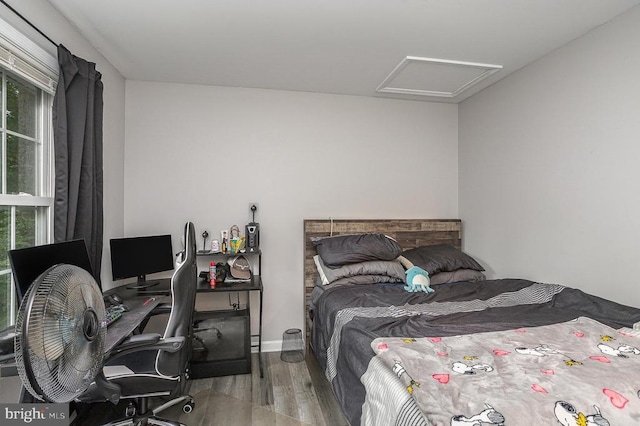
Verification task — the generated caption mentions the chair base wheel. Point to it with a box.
[182,399,195,413]
[125,402,136,417]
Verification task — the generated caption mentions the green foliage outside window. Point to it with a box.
[0,70,47,328]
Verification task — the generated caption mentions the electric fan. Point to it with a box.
[14,264,106,403]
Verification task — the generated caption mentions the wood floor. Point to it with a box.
[80,352,348,425]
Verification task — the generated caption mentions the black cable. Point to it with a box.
[0,0,57,47]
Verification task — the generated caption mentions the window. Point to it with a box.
[0,67,54,328]
[0,16,57,328]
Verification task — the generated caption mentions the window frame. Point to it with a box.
[0,16,57,326]
[0,71,53,324]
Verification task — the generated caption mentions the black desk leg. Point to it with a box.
[259,287,264,378]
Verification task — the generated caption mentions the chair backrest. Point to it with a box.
[156,222,197,376]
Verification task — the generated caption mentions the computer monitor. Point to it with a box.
[8,239,94,303]
[109,234,174,289]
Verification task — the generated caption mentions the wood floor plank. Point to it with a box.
[79,352,347,425]
[289,360,327,426]
[202,390,253,425]
[305,351,349,426]
[188,376,214,396]
[253,352,274,409]
[268,353,294,387]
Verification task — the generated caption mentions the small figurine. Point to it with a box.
[404,266,434,293]
[397,255,434,293]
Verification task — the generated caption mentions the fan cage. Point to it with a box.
[15,264,106,403]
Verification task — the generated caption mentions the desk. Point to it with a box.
[0,294,163,404]
[104,295,165,354]
[125,277,264,378]
[0,296,164,366]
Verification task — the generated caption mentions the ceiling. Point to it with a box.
[46,0,640,103]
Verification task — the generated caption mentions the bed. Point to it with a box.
[303,219,640,426]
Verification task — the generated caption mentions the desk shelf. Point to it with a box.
[192,249,264,379]
[196,249,261,257]
[196,276,262,292]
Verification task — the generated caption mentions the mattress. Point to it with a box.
[310,279,640,425]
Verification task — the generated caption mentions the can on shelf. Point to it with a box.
[209,262,217,288]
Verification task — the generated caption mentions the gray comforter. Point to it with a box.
[310,279,640,425]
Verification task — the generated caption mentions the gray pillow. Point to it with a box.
[326,274,405,287]
[313,255,405,285]
[402,244,484,275]
[430,269,486,285]
[313,233,402,268]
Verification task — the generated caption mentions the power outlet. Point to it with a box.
[249,203,259,223]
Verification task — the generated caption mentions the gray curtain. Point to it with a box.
[53,45,104,281]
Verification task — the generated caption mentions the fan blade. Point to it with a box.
[81,282,95,308]
[62,318,104,374]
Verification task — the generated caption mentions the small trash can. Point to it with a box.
[280,328,304,363]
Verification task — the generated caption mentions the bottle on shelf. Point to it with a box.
[221,238,227,254]
[209,262,217,289]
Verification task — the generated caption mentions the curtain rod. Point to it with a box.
[0,0,57,47]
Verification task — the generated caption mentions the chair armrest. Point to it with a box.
[150,303,172,315]
[107,334,185,360]
[119,333,162,348]
[81,337,186,404]
[133,303,172,334]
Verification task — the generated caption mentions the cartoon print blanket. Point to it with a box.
[372,317,640,425]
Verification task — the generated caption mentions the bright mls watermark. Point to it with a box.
[1,404,68,425]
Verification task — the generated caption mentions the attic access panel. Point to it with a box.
[376,56,502,98]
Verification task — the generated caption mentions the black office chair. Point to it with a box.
[78,222,198,425]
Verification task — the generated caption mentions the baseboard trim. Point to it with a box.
[251,338,282,353]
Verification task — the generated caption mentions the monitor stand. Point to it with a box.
[126,275,160,290]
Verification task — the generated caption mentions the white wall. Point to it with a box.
[0,1,126,288]
[459,7,640,307]
[125,82,458,342]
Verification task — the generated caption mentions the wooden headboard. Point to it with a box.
[303,218,462,345]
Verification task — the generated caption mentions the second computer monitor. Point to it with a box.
[109,234,174,289]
